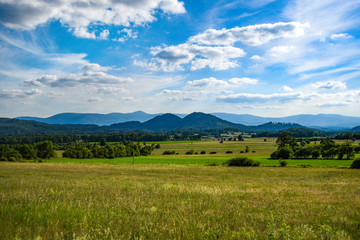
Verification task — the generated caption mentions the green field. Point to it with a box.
[1,162,359,239]
[1,139,359,239]
[49,138,357,168]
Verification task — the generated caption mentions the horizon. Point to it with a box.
[14,110,360,119]
[1,0,360,118]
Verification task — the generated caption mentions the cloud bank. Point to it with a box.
[0,0,186,39]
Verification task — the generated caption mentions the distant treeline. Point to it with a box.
[271,133,360,160]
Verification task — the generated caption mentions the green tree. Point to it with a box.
[36,141,56,159]
[276,133,298,150]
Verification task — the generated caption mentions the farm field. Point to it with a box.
[50,138,358,168]
[0,162,359,239]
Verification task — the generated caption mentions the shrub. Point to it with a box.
[279,160,288,167]
[240,151,244,153]
[200,151,206,154]
[209,152,217,154]
[206,162,219,166]
[350,158,360,169]
[162,150,175,155]
[224,157,260,167]
[226,151,233,154]
[185,150,195,155]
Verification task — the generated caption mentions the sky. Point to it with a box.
[1,0,360,118]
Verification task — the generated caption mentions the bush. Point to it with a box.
[224,157,260,167]
[279,160,288,167]
[185,150,195,155]
[209,152,217,154]
[200,151,206,154]
[240,151,244,153]
[271,146,293,159]
[226,151,233,154]
[350,158,360,169]
[162,150,175,155]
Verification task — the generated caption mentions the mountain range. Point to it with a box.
[17,111,360,130]
[2,112,317,136]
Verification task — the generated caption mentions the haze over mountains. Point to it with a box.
[17,111,360,130]
[3,112,309,135]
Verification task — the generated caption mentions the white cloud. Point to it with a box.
[269,45,296,57]
[0,89,42,98]
[250,55,261,60]
[113,28,138,42]
[137,43,246,71]
[217,92,303,103]
[330,33,353,40]
[188,22,308,46]
[80,63,112,72]
[311,81,347,90]
[24,72,132,88]
[279,85,294,92]
[0,0,186,39]
[185,77,258,89]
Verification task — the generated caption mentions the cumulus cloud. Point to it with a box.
[188,22,308,46]
[279,85,294,92]
[136,44,246,71]
[311,81,346,90]
[217,92,303,103]
[0,89,42,98]
[330,33,353,40]
[80,63,113,72]
[269,45,296,57]
[185,77,258,89]
[0,0,186,39]
[113,28,138,42]
[24,72,132,88]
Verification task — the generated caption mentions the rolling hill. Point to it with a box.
[1,112,319,135]
[16,111,360,129]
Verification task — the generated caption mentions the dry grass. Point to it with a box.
[0,162,359,239]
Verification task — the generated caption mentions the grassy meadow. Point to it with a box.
[1,162,359,239]
[1,138,359,239]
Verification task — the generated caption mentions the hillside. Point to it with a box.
[17,111,160,126]
[0,112,320,135]
[16,111,360,129]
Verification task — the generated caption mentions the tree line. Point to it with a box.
[0,141,56,162]
[271,133,360,160]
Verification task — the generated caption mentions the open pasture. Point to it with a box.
[150,137,277,156]
[1,162,359,239]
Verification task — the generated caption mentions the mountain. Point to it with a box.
[0,118,106,135]
[351,126,360,132]
[212,113,360,129]
[17,111,160,126]
[0,112,330,136]
[17,112,360,129]
[254,122,304,132]
[109,112,248,132]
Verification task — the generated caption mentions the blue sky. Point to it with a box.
[1,0,360,117]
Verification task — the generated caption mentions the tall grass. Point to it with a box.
[1,162,359,239]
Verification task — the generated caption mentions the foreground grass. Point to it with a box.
[0,162,359,239]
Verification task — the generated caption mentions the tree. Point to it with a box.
[276,133,298,150]
[100,138,106,146]
[16,144,37,160]
[338,142,354,160]
[36,141,56,159]
[238,134,244,141]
